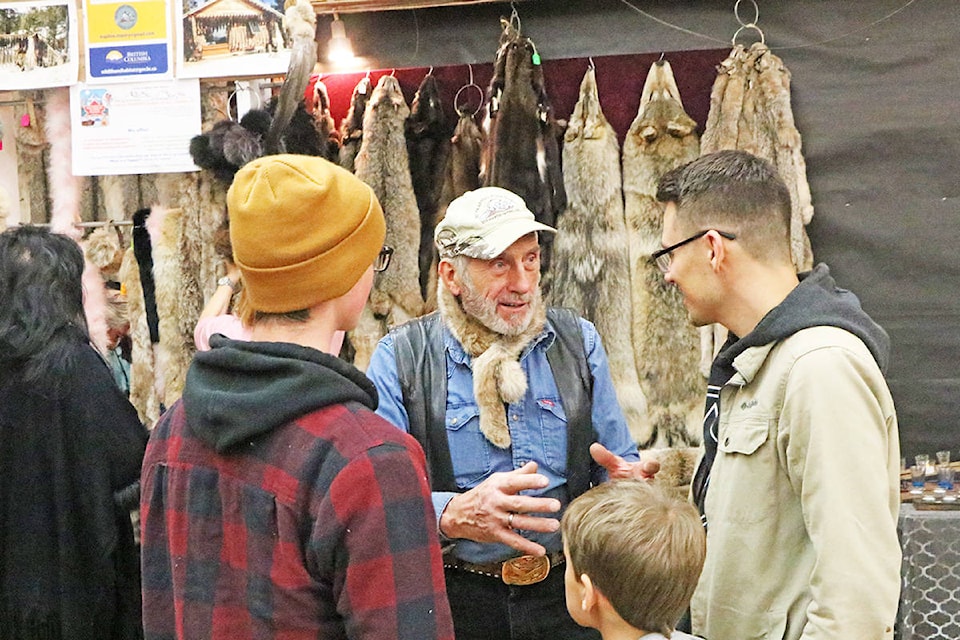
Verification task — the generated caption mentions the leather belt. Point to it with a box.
[443,550,565,585]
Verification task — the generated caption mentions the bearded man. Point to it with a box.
[366,186,659,640]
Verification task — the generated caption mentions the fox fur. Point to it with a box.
[312,79,341,161]
[120,247,162,427]
[352,74,425,370]
[339,76,371,173]
[623,60,703,448]
[547,66,648,441]
[406,73,451,301]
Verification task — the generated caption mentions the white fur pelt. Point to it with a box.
[43,87,80,238]
[351,75,424,370]
[699,43,815,370]
[546,66,647,440]
[622,60,703,449]
[120,247,162,427]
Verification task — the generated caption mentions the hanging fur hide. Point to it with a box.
[351,75,425,370]
[482,19,565,271]
[120,246,162,427]
[622,60,703,448]
[43,87,80,238]
[14,94,46,224]
[546,66,648,440]
[406,73,451,301]
[100,174,141,223]
[311,79,342,161]
[699,42,815,371]
[339,76,372,173]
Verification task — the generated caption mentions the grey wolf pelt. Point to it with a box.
[406,73,451,301]
[623,60,702,449]
[352,74,425,370]
[699,43,815,370]
[120,247,162,427]
[482,19,565,271]
[339,76,371,173]
[546,66,647,439]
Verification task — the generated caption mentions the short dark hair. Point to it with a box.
[562,480,705,636]
[0,226,89,383]
[657,150,792,263]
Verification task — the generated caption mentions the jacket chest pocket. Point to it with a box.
[711,415,777,524]
[536,397,567,474]
[445,403,493,487]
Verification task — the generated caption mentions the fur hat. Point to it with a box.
[227,154,385,314]
[435,187,555,260]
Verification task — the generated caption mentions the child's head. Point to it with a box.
[561,479,705,636]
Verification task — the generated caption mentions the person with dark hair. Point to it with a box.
[0,226,148,640]
[655,150,900,639]
[140,155,454,640]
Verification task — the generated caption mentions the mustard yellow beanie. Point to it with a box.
[227,154,385,313]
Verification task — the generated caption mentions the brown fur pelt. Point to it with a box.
[14,92,47,224]
[406,73,451,301]
[339,76,371,173]
[351,74,425,370]
[120,247,162,427]
[84,226,125,280]
[699,43,815,370]
[482,19,565,271]
[426,111,485,312]
[644,446,702,501]
[623,60,703,448]
[312,79,341,161]
[546,66,647,439]
[101,174,141,223]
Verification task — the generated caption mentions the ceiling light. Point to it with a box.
[327,13,355,65]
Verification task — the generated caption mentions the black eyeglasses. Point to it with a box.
[650,230,736,274]
[373,245,394,273]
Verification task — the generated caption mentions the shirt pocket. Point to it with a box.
[536,397,568,474]
[712,415,776,524]
[445,402,492,487]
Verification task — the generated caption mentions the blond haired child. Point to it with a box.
[561,479,705,640]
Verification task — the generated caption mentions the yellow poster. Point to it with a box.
[86,0,167,44]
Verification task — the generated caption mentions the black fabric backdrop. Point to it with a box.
[314,0,958,458]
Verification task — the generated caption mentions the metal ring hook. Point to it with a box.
[732,22,765,46]
[734,0,760,28]
[509,4,521,33]
[454,81,483,118]
[467,63,474,87]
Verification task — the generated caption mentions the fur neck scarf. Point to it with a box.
[437,281,546,448]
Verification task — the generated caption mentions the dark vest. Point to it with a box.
[391,308,598,499]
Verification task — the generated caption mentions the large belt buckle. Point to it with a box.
[501,554,551,586]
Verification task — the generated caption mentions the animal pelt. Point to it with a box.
[14,93,46,224]
[339,76,372,173]
[43,87,80,238]
[482,18,566,270]
[0,185,9,227]
[119,247,162,427]
[426,111,484,311]
[546,66,647,440]
[698,42,815,371]
[189,100,322,183]
[132,207,161,343]
[406,73,451,301]
[82,256,109,353]
[644,446,702,501]
[351,74,424,370]
[623,60,703,448]
[84,226,125,280]
[265,0,317,155]
[311,79,342,161]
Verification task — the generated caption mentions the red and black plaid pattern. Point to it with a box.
[141,400,454,640]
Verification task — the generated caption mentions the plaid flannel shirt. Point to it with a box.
[141,399,454,640]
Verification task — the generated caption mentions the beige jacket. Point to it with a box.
[691,326,901,640]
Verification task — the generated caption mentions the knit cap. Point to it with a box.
[227,154,385,313]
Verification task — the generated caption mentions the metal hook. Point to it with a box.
[509,3,521,33]
[454,63,482,117]
[467,63,474,86]
[588,56,595,70]
[731,22,765,46]
[733,0,760,28]
[427,65,434,77]
[659,51,665,62]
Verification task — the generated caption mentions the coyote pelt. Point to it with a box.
[339,76,371,173]
[623,60,702,449]
[644,446,702,501]
[547,66,647,439]
[352,74,424,370]
[120,247,161,427]
[699,43,815,370]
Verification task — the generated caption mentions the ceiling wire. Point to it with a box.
[614,0,919,51]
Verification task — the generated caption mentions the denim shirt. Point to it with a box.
[366,314,639,563]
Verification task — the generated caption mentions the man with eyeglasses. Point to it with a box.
[365,186,660,640]
[140,155,454,640]
[655,150,900,640]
